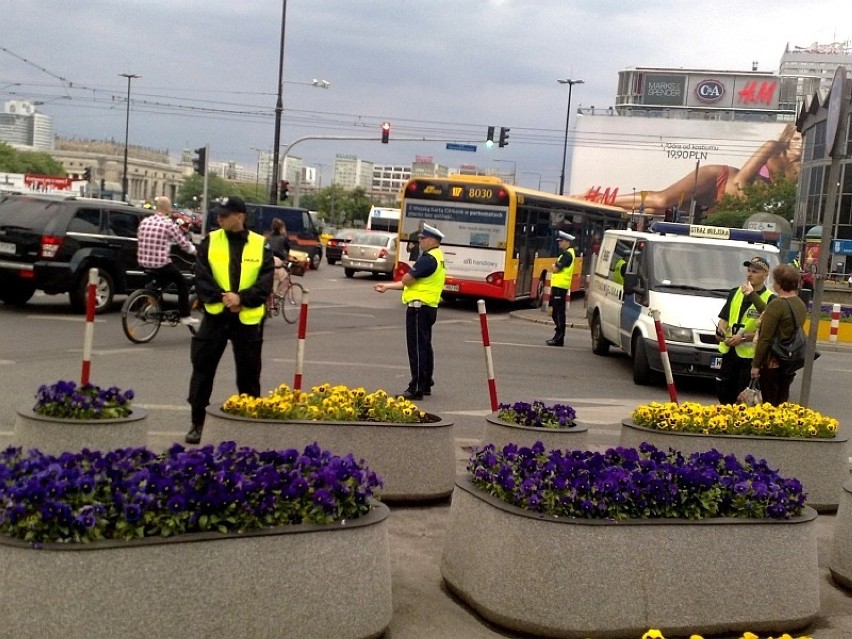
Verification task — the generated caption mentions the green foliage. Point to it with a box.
[0,142,66,175]
[303,185,374,226]
[704,175,798,227]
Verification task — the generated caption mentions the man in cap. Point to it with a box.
[715,255,775,404]
[136,195,198,326]
[547,230,576,346]
[185,196,274,444]
[375,222,446,400]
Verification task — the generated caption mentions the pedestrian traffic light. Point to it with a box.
[486,126,495,148]
[279,180,289,201]
[381,121,390,144]
[83,167,92,181]
[192,147,206,176]
[498,127,510,148]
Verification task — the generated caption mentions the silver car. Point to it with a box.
[341,231,397,278]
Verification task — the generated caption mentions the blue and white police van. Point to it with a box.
[586,222,780,385]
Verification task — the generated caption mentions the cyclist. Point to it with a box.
[266,217,291,297]
[137,196,199,327]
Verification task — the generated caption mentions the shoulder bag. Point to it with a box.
[769,299,807,372]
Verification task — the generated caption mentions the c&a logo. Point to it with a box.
[695,79,725,103]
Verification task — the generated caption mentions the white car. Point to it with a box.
[341,231,397,278]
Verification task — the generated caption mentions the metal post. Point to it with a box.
[558,78,583,195]
[270,0,288,205]
[119,73,139,203]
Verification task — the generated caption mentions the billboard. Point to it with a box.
[567,117,800,215]
[642,74,687,106]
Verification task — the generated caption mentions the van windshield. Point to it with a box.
[647,243,776,296]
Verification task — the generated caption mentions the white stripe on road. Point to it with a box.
[68,348,154,355]
[30,316,107,323]
[269,358,409,370]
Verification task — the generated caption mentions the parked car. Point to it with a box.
[341,231,397,278]
[0,193,193,313]
[325,227,361,265]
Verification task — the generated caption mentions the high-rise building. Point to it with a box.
[0,100,53,150]
[333,154,373,190]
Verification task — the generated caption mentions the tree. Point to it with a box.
[704,175,798,227]
[0,142,66,175]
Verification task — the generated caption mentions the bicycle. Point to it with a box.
[266,260,305,324]
[121,267,201,344]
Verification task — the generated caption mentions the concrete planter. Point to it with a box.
[13,407,148,455]
[441,476,819,639]
[0,502,392,639]
[204,407,455,501]
[620,419,849,512]
[483,413,589,450]
[830,480,852,590]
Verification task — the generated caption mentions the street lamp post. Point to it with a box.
[522,172,542,190]
[557,78,584,196]
[270,0,288,205]
[119,73,139,202]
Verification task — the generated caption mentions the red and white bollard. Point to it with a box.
[293,289,310,391]
[649,308,678,404]
[830,303,841,343]
[477,299,499,412]
[540,272,552,313]
[80,267,98,385]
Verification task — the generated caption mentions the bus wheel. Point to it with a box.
[590,313,610,356]
[533,276,545,308]
[632,334,653,385]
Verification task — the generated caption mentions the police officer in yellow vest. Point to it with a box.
[715,256,775,404]
[375,223,446,400]
[547,230,576,346]
[185,196,274,444]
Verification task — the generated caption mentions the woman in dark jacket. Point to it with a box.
[267,218,291,296]
[751,263,808,405]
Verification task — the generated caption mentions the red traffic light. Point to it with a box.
[381,121,391,144]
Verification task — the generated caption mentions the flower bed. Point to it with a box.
[483,400,588,450]
[206,383,455,501]
[622,402,848,511]
[441,443,819,638]
[0,443,392,639]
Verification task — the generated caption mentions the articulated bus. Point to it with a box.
[395,175,629,302]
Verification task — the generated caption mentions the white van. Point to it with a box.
[586,222,780,385]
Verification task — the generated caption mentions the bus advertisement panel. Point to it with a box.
[397,176,628,302]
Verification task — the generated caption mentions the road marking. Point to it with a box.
[0,360,13,365]
[30,316,107,323]
[68,348,153,355]
[269,358,409,370]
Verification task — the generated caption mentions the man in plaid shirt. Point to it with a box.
[137,196,198,326]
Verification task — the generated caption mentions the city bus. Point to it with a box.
[396,175,629,302]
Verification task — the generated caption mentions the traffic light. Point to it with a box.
[279,180,290,201]
[485,126,495,148]
[83,167,92,181]
[192,147,206,176]
[381,121,390,144]
[498,127,510,148]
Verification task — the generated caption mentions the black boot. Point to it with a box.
[185,424,203,445]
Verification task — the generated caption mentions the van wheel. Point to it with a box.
[70,268,114,314]
[632,335,653,385]
[590,313,610,355]
[311,250,321,270]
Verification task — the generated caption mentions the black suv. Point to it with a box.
[0,194,185,313]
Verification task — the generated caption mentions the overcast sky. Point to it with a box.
[2,0,849,189]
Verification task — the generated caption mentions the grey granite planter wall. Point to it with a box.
[13,407,148,455]
[441,477,819,639]
[204,407,455,500]
[482,413,589,451]
[0,502,392,639]
[830,480,852,590]
[621,419,849,512]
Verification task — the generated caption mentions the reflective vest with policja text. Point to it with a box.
[204,229,266,325]
[551,247,575,290]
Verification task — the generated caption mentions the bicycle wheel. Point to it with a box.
[281,282,304,324]
[121,290,162,343]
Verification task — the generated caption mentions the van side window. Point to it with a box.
[610,239,634,284]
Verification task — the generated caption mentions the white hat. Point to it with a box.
[421,223,444,240]
[558,230,575,241]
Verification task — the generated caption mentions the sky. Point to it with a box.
[2,0,849,190]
